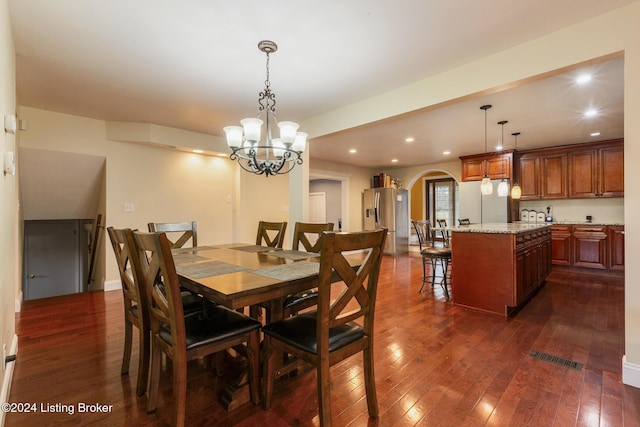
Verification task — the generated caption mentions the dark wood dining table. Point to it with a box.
[171,242,364,410]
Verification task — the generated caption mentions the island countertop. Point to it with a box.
[446,222,551,234]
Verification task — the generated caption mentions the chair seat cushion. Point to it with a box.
[421,247,451,258]
[262,312,363,354]
[181,291,207,315]
[159,305,261,350]
[283,290,318,310]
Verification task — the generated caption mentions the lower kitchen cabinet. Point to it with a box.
[609,225,625,270]
[551,224,623,271]
[452,226,551,316]
[551,225,572,265]
[573,225,607,269]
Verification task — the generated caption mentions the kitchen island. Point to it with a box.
[449,222,552,316]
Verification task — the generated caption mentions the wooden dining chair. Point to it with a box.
[132,231,261,427]
[256,220,287,248]
[282,222,334,316]
[148,221,197,248]
[411,220,451,297]
[262,228,387,427]
[107,227,150,397]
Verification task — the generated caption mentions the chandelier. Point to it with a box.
[224,40,307,176]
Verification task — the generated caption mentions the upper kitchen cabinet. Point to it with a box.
[518,151,567,200]
[568,140,623,198]
[516,139,623,200]
[460,151,513,182]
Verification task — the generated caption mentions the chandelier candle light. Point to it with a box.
[497,120,510,197]
[224,40,307,176]
[480,105,493,195]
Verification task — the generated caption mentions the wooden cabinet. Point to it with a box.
[452,226,551,316]
[551,225,572,265]
[551,224,624,271]
[572,225,608,269]
[518,152,567,200]
[460,151,513,182]
[567,140,623,198]
[608,225,625,270]
[517,139,622,200]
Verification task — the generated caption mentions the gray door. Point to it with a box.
[24,220,83,300]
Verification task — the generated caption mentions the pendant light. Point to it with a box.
[497,120,510,197]
[480,105,493,195]
[510,132,522,199]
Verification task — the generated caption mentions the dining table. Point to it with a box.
[171,242,365,411]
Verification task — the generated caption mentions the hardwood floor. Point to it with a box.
[6,253,640,426]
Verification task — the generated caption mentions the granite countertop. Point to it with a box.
[446,222,551,234]
[546,220,625,226]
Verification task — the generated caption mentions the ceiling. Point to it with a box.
[7,1,630,169]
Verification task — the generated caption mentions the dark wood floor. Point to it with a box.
[7,253,640,426]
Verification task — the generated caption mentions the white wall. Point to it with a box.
[0,0,19,416]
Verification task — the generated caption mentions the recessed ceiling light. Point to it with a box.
[405,137,414,143]
[193,149,204,154]
[349,149,357,153]
[584,109,598,118]
[391,159,398,163]
[590,132,601,137]
[443,151,451,155]
[576,74,592,84]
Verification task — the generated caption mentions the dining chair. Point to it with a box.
[256,220,287,248]
[262,228,387,427]
[107,227,150,397]
[132,231,261,427]
[148,221,203,307]
[261,222,334,323]
[458,218,471,225]
[148,221,197,248]
[411,220,452,298]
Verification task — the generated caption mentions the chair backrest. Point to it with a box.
[147,221,197,248]
[107,227,149,323]
[256,221,287,248]
[132,231,186,355]
[316,229,387,342]
[291,222,334,253]
[436,219,448,228]
[458,218,471,225]
[411,220,433,250]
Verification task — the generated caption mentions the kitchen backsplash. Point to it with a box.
[519,197,624,224]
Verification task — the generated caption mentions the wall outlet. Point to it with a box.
[123,203,134,212]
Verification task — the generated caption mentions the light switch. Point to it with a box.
[123,203,134,212]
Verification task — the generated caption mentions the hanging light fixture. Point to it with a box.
[510,132,522,199]
[497,120,510,197]
[224,40,307,176]
[480,105,493,195]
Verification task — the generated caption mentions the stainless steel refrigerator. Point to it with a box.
[363,188,409,255]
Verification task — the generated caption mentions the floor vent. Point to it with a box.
[530,350,583,370]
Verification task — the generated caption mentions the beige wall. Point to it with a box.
[0,0,18,411]
[16,106,294,284]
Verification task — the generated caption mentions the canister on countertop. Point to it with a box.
[536,211,545,222]
[528,211,537,222]
[521,209,529,222]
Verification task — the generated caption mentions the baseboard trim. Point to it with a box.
[103,280,122,292]
[622,355,640,389]
[1,334,19,426]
